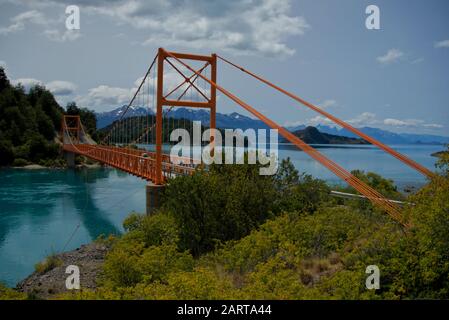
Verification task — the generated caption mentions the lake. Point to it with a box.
[0,144,442,287]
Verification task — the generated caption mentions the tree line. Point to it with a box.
[0,67,96,167]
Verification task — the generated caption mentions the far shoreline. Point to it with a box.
[2,163,104,170]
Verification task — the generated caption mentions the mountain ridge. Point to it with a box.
[96,106,448,145]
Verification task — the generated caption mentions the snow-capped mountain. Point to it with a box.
[96,105,152,129]
[96,106,448,145]
[168,109,269,130]
[288,124,448,145]
[96,106,268,130]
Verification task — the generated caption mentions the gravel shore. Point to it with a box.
[16,242,110,299]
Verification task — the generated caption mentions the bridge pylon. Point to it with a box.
[61,115,81,168]
[155,48,217,184]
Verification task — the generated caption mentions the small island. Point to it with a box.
[289,126,369,145]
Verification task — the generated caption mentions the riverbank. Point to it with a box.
[16,242,110,299]
[0,144,440,289]
[8,162,103,170]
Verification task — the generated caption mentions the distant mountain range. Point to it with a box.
[96,105,268,130]
[96,105,149,129]
[164,108,270,131]
[96,106,448,145]
[288,124,448,145]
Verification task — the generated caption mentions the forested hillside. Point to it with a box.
[0,67,96,167]
[99,115,218,145]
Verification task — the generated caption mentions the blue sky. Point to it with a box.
[0,0,448,135]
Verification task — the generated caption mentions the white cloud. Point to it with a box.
[435,39,449,48]
[377,49,404,64]
[11,78,43,91]
[0,10,48,35]
[317,99,337,109]
[383,118,422,127]
[423,123,444,128]
[383,118,443,129]
[346,112,378,126]
[410,57,424,64]
[11,77,78,98]
[343,113,443,130]
[4,0,307,54]
[299,113,444,133]
[283,120,303,128]
[0,60,6,68]
[0,8,80,42]
[43,29,81,42]
[75,65,215,112]
[46,80,77,95]
[76,85,134,111]
[23,0,308,57]
[306,115,334,126]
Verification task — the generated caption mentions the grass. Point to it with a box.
[34,254,63,274]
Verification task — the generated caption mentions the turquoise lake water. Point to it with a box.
[0,144,443,287]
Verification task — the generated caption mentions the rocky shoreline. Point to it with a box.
[16,242,110,299]
[10,163,103,170]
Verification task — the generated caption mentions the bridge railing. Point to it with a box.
[63,143,198,182]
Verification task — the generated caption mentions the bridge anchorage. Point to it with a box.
[62,48,433,227]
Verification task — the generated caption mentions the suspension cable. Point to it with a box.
[101,53,158,145]
[216,54,433,179]
[130,62,209,145]
[162,48,407,227]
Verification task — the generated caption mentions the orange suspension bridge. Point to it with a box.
[62,48,434,226]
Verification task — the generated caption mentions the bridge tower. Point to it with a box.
[154,48,217,184]
[61,115,81,168]
[147,49,217,214]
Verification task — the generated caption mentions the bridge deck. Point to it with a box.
[63,144,197,183]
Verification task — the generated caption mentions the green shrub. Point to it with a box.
[129,267,235,300]
[13,144,30,160]
[57,159,449,300]
[405,174,449,298]
[34,254,63,274]
[102,241,144,288]
[139,213,180,247]
[12,158,28,167]
[0,283,27,300]
[123,212,180,247]
[102,242,194,288]
[162,161,278,256]
[0,138,14,165]
[122,212,142,232]
[138,245,194,284]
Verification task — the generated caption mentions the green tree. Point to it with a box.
[435,144,449,176]
[35,107,55,140]
[66,102,98,140]
[0,67,10,92]
[162,162,278,256]
[29,85,64,131]
[275,158,330,214]
[0,137,14,165]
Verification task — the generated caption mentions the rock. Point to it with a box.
[16,242,110,299]
[15,164,46,169]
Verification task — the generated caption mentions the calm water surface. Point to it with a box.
[0,144,442,286]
